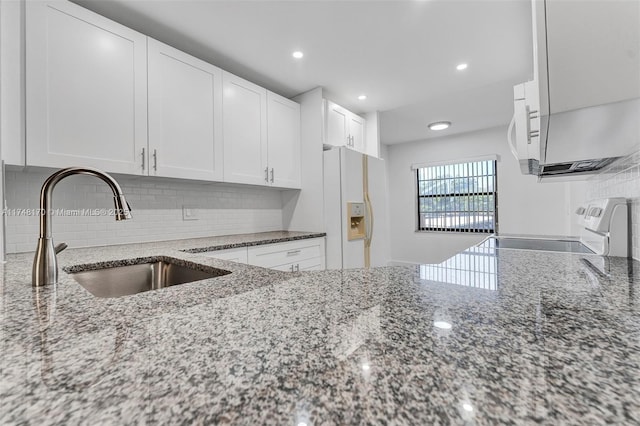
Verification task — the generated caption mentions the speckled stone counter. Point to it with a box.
[1,233,639,425]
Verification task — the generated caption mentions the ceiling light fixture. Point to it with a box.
[358,94,367,100]
[292,51,304,59]
[428,121,451,131]
[456,63,468,71]
[434,320,453,330]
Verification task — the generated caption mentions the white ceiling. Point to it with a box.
[73,0,533,145]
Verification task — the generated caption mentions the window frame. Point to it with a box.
[415,159,498,234]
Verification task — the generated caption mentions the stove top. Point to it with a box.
[483,237,595,254]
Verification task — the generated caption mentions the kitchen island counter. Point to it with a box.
[1,233,639,424]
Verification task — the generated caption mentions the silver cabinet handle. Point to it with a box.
[524,105,533,144]
[152,149,157,171]
[141,147,145,171]
[264,167,269,182]
[270,168,274,183]
[287,249,301,256]
[289,264,294,272]
[295,264,300,272]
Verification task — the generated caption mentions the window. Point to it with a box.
[416,159,497,233]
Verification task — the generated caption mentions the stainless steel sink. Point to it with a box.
[67,257,231,298]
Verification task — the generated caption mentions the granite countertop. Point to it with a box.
[1,231,639,424]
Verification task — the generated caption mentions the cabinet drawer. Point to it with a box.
[200,247,248,264]
[247,238,325,268]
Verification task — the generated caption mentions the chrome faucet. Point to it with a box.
[32,167,132,287]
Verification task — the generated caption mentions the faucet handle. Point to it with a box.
[54,243,68,254]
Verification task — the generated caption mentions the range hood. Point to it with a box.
[508,0,640,179]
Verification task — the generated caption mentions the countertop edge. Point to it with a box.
[181,232,327,253]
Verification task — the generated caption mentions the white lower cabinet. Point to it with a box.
[271,257,326,272]
[200,247,248,264]
[201,238,325,271]
[248,238,325,270]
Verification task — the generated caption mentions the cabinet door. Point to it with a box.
[325,100,349,148]
[297,257,326,271]
[348,113,366,153]
[26,1,147,175]
[222,72,268,185]
[267,92,301,189]
[148,39,223,181]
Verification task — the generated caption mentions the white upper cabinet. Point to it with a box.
[267,92,301,189]
[324,100,368,155]
[148,39,223,181]
[348,113,365,153]
[26,1,147,175]
[325,101,350,148]
[222,71,269,186]
[223,73,300,189]
[24,1,301,188]
[543,0,640,114]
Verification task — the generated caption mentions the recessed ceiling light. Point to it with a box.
[358,94,367,100]
[292,51,304,59]
[434,320,452,329]
[428,121,451,131]
[462,403,473,412]
[456,63,468,71]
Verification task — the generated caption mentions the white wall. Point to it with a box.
[373,144,391,265]
[4,169,284,253]
[282,88,325,232]
[586,149,640,260]
[386,125,584,264]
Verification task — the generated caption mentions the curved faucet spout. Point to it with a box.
[33,167,133,287]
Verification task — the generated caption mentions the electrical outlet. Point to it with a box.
[182,206,198,221]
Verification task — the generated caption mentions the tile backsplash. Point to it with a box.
[586,150,640,260]
[4,169,284,253]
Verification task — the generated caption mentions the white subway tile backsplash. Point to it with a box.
[586,150,640,260]
[4,170,285,253]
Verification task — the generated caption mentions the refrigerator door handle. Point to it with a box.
[364,195,374,245]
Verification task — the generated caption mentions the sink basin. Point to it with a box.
[67,257,231,298]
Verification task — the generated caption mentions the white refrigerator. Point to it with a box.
[323,146,389,269]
